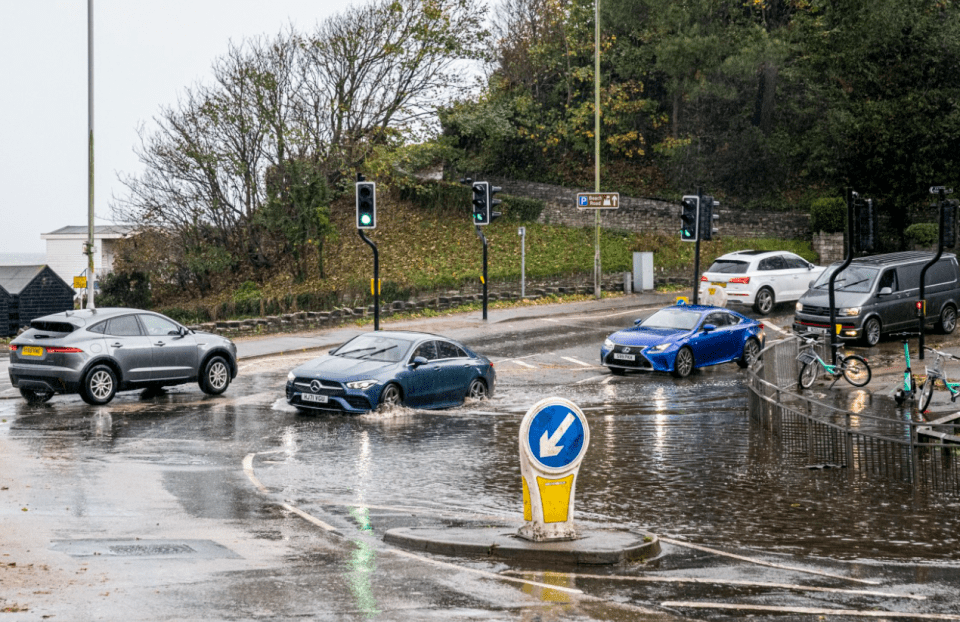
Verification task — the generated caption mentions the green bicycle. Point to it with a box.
[918,346,960,412]
[797,333,872,389]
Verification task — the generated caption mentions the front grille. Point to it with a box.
[292,378,345,395]
[801,305,831,317]
[607,345,653,369]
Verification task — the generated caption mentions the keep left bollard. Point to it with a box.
[517,397,590,542]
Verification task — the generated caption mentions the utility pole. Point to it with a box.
[86,0,96,309]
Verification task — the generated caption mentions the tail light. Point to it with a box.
[759,323,764,330]
[45,347,83,354]
[729,276,751,284]
[8,345,16,351]
[700,276,708,281]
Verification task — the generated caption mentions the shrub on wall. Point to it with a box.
[810,197,845,233]
[905,223,938,248]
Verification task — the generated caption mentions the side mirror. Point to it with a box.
[879,287,893,296]
[411,356,428,368]
[809,280,815,289]
[702,324,717,332]
[634,318,643,326]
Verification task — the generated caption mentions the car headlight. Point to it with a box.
[287,371,296,382]
[646,343,670,353]
[795,302,803,312]
[603,338,615,349]
[346,379,379,390]
[839,307,861,317]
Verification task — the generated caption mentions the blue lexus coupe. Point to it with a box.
[601,302,763,377]
[286,330,495,413]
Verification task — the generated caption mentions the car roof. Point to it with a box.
[363,330,455,341]
[832,251,957,267]
[32,307,154,327]
[714,250,792,260]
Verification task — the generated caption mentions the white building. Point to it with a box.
[41,225,139,287]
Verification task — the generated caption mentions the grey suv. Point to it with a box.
[793,252,960,346]
[9,308,237,405]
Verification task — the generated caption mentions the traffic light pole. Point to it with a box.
[475,225,488,321]
[692,187,703,305]
[358,229,380,331]
[918,188,947,360]
[828,188,856,363]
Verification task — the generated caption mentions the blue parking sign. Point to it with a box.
[526,403,587,469]
[578,195,588,207]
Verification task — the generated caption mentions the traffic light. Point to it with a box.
[680,195,699,242]
[942,199,957,249]
[853,196,876,253]
[356,181,376,229]
[471,181,488,224]
[489,184,502,224]
[700,195,719,241]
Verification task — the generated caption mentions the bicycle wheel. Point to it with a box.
[918,378,936,412]
[841,355,872,387]
[798,362,819,389]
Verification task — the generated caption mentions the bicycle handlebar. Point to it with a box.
[889,331,921,338]
[923,346,960,360]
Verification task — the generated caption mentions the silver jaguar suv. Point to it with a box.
[8,307,237,405]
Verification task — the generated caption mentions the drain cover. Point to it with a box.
[51,539,240,559]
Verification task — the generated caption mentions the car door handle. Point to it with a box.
[110,343,123,348]
[154,342,165,346]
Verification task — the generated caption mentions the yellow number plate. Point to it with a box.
[21,346,43,357]
[711,281,727,287]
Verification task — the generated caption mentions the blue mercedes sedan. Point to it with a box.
[286,330,495,413]
[600,302,763,378]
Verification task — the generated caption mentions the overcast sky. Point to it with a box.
[0,0,349,254]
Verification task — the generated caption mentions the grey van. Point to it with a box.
[792,252,960,346]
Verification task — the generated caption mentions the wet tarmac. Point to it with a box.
[3,300,960,620]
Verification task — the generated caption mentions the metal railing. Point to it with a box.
[748,335,960,492]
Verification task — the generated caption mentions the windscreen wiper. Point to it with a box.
[336,346,377,357]
[358,345,398,359]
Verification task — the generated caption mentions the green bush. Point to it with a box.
[905,223,938,247]
[97,271,152,309]
[810,197,845,233]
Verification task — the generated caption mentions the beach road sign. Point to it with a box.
[525,401,588,470]
[930,186,954,195]
[577,192,619,209]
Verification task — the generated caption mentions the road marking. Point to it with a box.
[506,572,923,600]
[763,322,789,336]
[280,502,340,534]
[661,603,955,619]
[561,356,592,367]
[242,453,270,493]
[601,376,615,384]
[390,549,583,595]
[575,375,606,384]
[660,537,880,584]
[513,360,536,368]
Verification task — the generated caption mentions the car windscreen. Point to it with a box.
[641,308,701,330]
[705,259,749,274]
[331,334,412,362]
[812,265,879,293]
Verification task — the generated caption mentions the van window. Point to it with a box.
[759,256,787,270]
[927,259,958,286]
[812,265,878,293]
[878,269,898,292]
[898,263,923,290]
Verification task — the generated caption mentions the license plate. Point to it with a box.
[613,353,636,361]
[711,281,726,287]
[301,393,329,404]
[808,326,828,335]
[21,346,43,357]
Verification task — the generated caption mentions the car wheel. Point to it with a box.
[609,367,626,376]
[19,387,53,404]
[862,317,881,347]
[379,383,403,408]
[753,287,775,315]
[671,347,695,378]
[467,378,488,400]
[199,356,231,395]
[737,338,761,368]
[81,365,117,405]
[939,305,957,334]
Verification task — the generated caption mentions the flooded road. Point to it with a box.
[3,301,960,620]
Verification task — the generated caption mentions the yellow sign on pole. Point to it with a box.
[73,276,87,289]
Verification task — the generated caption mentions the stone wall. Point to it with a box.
[812,231,845,265]
[487,177,812,240]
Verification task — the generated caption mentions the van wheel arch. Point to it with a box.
[939,304,957,334]
[862,316,882,347]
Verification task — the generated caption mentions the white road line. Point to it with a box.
[513,360,536,368]
[509,572,923,600]
[601,376,615,384]
[661,603,956,619]
[280,503,340,534]
[763,322,788,336]
[659,537,880,585]
[575,375,606,384]
[561,356,592,367]
[242,453,269,493]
